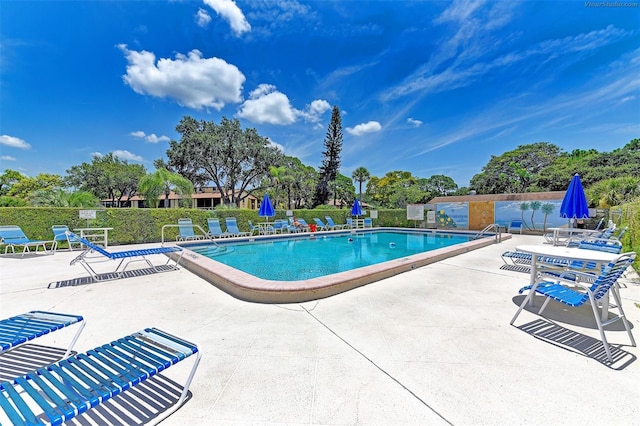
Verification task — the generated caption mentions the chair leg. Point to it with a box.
[537,296,552,315]
[587,293,613,363]
[510,289,537,325]
[609,285,636,347]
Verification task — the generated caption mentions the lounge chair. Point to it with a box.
[511,252,637,363]
[51,225,82,251]
[68,232,184,282]
[225,217,250,237]
[325,216,348,230]
[0,311,85,359]
[0,225,52,256]
[313,218,329,231]
[177,218,206,241]
[272,219,288,233]
[0,327,201,425]
[364,218,373,228]
[297,218,311,231]
[248,220,261,236]
[207,218,232,239]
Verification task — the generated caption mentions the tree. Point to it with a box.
[586,177,640,207]
[334,174,357,208]
[7,173,65,199]
[313,105,343,207]
[425,174,458,197]
[470,142,561,194]
[29,189,100,207]
[351,167,370,202]
[269,165,287,209]
[164,116,282,206]
[139,168,194,208]
[66,153,146,206]
[0,169,24,196]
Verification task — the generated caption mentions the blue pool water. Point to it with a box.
[188,231,471,281]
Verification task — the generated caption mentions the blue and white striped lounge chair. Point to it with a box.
[67,232,184,282]
[177,218,206,241]
[0,327,201,425]
[225,217,250,237]
[0,311,85,359]
[51,225,82,252]
[325,216,348,230]
[0,226,52,256]
[207,218,232,239]
[511,252,637,363]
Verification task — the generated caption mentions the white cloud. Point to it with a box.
[407,118,423,127]
[298,99,331,122]
[113,150,144,162]
[346,121,382,136]
[1,155,16,161]
[203,0,251,36]
[130,130,170,143]
[195,8,212,27]
[118,44,245,110]
[0,135,31,149]
[237,84,297,125]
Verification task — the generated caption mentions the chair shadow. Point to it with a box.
[0,344,69,381]
[48,265,178,288]
[512,296,636,370]
[64,374,191,425]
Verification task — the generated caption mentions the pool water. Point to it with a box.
[188,231,471,281]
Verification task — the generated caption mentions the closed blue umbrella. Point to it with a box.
[258,194,275,222]
[351,198,362,217]
[560,173,589,227]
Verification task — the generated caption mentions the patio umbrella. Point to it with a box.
[559,173,589,227]
[351,198,362,217]
[258,193,275,224]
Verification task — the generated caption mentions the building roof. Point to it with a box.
[428,191,566,204]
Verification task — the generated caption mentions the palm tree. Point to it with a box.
[352,167,370,202]
[529,201,541,231]
[540,203,555,232]
[269,165,287,209]
[138,168,194,208]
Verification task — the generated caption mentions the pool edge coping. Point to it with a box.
[172,228,511,304]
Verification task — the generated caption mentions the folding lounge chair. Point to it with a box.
[0,327,201,426]
[177,218,206,241]
[206,218,232,239]
[51,225,82,251]
[325,216,348,230]
[67,232,184,282]
[511,252,637,363]
[0,226,52,256]
[0,311,85,360]
[313,218,329,231]
[225,217,250,237]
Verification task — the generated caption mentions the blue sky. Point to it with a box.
[1,0,639,188]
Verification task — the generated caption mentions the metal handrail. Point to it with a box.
[473,223,503,243]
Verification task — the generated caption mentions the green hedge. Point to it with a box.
[0,207,415,247]
[619,201,640,271]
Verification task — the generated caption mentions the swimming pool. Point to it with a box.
[189,231,471,281]
[175,228,503,303]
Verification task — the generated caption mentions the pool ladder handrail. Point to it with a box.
[472,223,503,243]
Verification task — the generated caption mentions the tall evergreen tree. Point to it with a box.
[313,105,343,207]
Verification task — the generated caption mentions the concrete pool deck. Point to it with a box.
[1,234,639,425]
